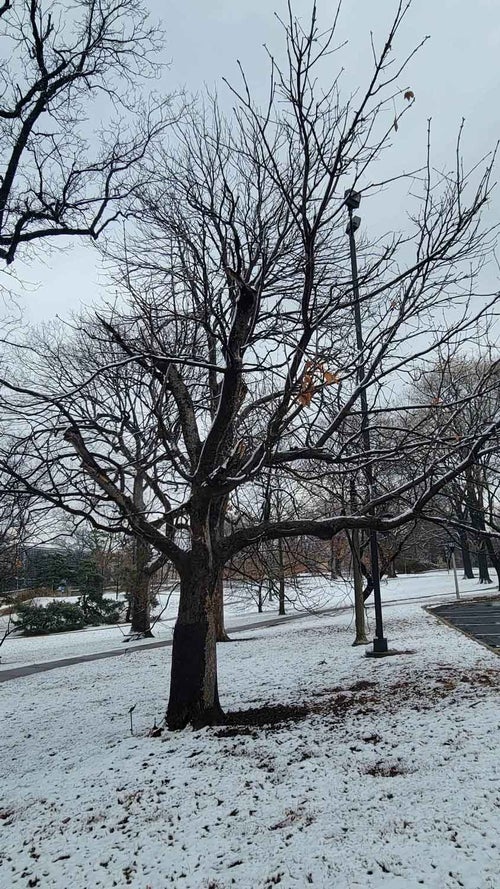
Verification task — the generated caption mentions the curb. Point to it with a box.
[425,596,500,658]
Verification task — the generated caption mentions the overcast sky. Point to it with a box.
[8,0,500,324]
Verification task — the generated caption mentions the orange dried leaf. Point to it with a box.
[323,371,340,385]
[297,389,314,407]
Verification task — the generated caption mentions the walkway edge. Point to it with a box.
[0,607,350,682]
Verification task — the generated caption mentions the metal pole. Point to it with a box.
[451,547,460,600]
[346,194,388,655]
[350,478,368,646]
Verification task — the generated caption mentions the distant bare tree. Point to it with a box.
[0,319,178,635]
[407,355,500,584]
[229,469,326,616]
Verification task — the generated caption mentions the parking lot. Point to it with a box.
[433,598,500,651]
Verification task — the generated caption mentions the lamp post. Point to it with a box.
[345,189,388,656]
[446,544,460,600]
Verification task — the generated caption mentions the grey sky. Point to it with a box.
[8,0,500,324]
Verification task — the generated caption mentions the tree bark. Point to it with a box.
[126,469,154,636]
[350,529,368,645]
[484,538,500,591]
[386,558,397,578]
[466,475,491,583]
[329,537,337,579]
[477,545,491,584]
[167,567,224,730]
[213,571,230,641]
[128,539,153,637]
[278,538,286,615]
[459,528,474,579]
[167,506,225,730]
[257,577,264,613]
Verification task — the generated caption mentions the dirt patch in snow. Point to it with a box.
[216,665,500,735]
[364,760,412,777]
[217,702,311,734]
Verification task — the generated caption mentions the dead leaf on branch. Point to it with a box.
[297,387,314,407]
[323,370,340,385]
[296,362,340,406]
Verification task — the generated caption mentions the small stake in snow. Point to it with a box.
[128,704,137,736]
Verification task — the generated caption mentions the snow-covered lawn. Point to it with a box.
[1,589,499,888]
[0,571,495,669]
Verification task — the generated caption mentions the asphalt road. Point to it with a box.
[433,599,500,651]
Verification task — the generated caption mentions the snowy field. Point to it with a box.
[1,576,500,888]
[0,570,496,669]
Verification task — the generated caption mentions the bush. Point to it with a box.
[15,601,87,635]
[78,589,122,626]
[14,589,123,635]
[395,557,436,574]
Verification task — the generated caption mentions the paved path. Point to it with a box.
[2,585,497,683]
[0,607,350,683]
[432,598,500,652]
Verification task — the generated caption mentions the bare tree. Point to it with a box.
[0,0,171,266]
[407,355,500,583]
[228,469,327,616]
[0,319,179,636]
[0,0,175,619]
[0,472,31,594]
[2,2,500,730]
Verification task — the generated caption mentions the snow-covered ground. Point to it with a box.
[1,579,499,888]
[0,570,496,669]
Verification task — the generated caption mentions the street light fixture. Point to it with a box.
[344,189,389,656]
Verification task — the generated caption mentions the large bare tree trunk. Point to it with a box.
[213,571,230,642]
[167,566,224,730]
[278,538,286,616]
[484,538,500,591]
[466,475,491,583]
[349,480,368,645]
[128,539,153,637]
[329,538,337,579]
[127,470,154,637]
[167,508,224,729]
[350,529,368,645]
[477,544,492,584]
[459,528,474,579]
